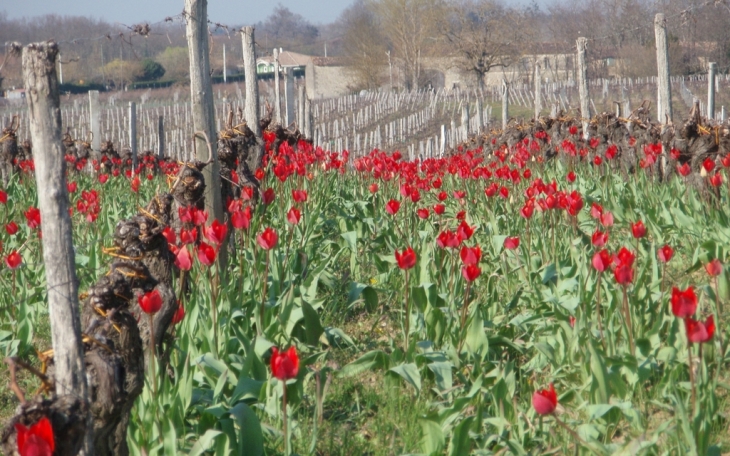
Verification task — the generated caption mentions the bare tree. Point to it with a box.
[369,0,444,91]
[440,0,515,89]
[339,1,388,90]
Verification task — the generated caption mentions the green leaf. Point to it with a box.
[588,341,611,404]
[427,361,453,392]
[229,402,264,456]
[420,419,445,455]
[301,300,325,345]
[448,416,474,456]
[341,231,357,252]
[465,316,489,360]
[339,350,389,377]
[586,404,616,420]
[388,363,422,393]
[188,430,223,456]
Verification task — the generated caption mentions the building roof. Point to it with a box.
[257,50,312,67]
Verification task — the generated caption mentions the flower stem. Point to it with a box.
[404,269,410,353]
[714,276,725,359]
[688,340,696,417]
[595,272,605,351]
[622,286,635,357]
[149,313,157,397]
[259,252,270,336]
[457,281,472,354]
[282,380,289,455]
[207,267,218,353]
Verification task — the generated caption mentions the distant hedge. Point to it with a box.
[59,82,107,94]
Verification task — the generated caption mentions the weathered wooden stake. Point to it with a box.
[241,26,263,170]
[577,37,590,139]
[501,80,508,129]
[285,68,295,126]
[157,115,164,159]
[88,90,101,156]
[129,101,137,171]
[534,62,542,120]
[654,13,672,123]
[185,0,225,260]
[708,62,716,120]
[22,40,91,448]
[274,48,281,124]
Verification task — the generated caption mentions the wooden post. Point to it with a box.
[576,37,590,139]
[285,68,295,126]
[501,80,508,129]
[654,13,672,123]
[461,104,470,140]
[22,39,91,444]
[157,115,164,159]
[185,0,224,244]
[708,62,716,120]
[88,90,101,156]
[297,83,305,130]
[304,96,312,139]
[241,25,263,170]
[475,99,483,135]
[129,101,137,171]
[534,62,542,120]
[273,48,281,124]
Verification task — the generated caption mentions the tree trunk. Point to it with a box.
[185,0,225,266]
[22,40,92,453]
[241,26,263,172]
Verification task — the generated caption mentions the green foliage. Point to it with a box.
[139,58,166,81]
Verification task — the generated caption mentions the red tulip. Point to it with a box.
[504,236,519,250]
[409,189,421,203]
[257,227,278,250]
[614,264,634,285]
[67,182,77,193]
[685,315,715,344]
[462,264,481,281]
[710,173,723,187]
[98,173,109,184]
[262,188,276,205]
[615,247,636,268]
[368,183,378,194]
[532,383,558,415]
[437,191,448,201]
[131,175,140,193]
[702,158,715,173]
[385,199,401,215]
[196,242,217,266]
[180,227,197,245]
[460,245,482,265]
[600,211,614,228]
[192,208,209,226]
[5,250,22,270]
[723,154,730,168]
[437,230,461,249]
[566,171,576,183]
[593,156,603,166]
[15,416,55,456]
[231,206,252,230]
[499,186,509,199]
[175,246,192,271]
[631,221,646,239]
[569,125,578,135]
[456,220,474,241]
[162,226,176,244]
[705,259,723,277]
[292,189,308,203]
[591,230,608,247]
[395,246,417,270]
[138,289,163,314]
[270,346,300,380]
[178,206,193,223]
[520,203,534,219]
[453,190,466,199]
[592,249,612,272]
[287,207,301,225]
[433,204,445,215]
[657,244,673,263]
[416,208,429,219]
[6,221,18,236]
[171,301,185,325]
[25,207,41,229]
[670,286,697,318]
[204,219,228,245]
[590,203,603,219]
[677,163,691,177]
